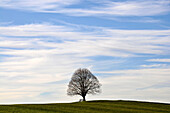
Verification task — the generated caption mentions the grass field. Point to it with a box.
[0,100,169,113]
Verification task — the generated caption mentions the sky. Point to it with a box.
[0,0,170,104]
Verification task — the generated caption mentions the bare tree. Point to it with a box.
[67,68,101,101]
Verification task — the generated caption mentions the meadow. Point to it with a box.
[0,100,169,113]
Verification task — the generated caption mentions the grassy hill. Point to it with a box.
[0,100,169,113]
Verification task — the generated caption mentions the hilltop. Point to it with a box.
[0,100,169,113]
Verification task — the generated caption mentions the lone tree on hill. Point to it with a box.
[67,68,101,101]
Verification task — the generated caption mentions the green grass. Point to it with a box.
[0,100,169,113]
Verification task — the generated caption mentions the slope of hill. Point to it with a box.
[0,100,169,113]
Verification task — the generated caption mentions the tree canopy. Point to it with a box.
[67,68,101,101]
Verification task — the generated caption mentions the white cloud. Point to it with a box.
[0,0,169,16]
[0,23,170,57]
[0,0,80,11]
[147,59,170,62]
[93,68,170,103]
[96,68,170,75]
[140,64,167,68]
[0,21,13,26]
[103,17,162,23]
[0,23,170,103]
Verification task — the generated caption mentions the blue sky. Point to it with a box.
[0,0,170,104]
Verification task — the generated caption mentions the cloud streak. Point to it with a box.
[147,59,170,62]
[0,0,169,17]
[0,23,170,103]
[0,23,170,56]
[95,68,170,103]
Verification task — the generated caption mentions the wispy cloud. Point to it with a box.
[0,23,170,57]
[147,59,170,62]
[94,68,170,103]
[0,0,170,104]
[0,23,170,103]
[140,64,167,68]
[0,0,169,16]
[0,0,80,11]
[103,17,162,23]
[0,21,13,26]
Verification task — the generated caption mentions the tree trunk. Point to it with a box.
[83,95,86,101]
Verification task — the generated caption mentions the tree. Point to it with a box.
[67,68,101,101]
